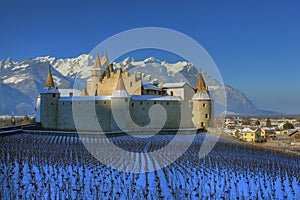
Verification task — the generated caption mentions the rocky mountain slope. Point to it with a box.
[0,55,276,116]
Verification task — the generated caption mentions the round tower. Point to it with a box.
[40,67,60,129]
[111,71,132,131]
[87,53,103,96]
[192,73,213,130]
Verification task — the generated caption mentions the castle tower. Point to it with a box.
[111,72,132,131]
[192,72,213,130]
[87,53,104,96]
[40,66,60,129]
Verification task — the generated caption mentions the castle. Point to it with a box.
[36,54,213,132]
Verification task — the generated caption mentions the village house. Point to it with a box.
[239,127,262,142]
[261,127,276,140]
[289,130,300,145]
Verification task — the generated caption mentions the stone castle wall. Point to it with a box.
[41,96,198,132]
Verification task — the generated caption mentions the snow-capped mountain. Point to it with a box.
[0,55,277,116]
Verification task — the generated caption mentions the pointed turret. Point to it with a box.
[93,53,102,69]
[116,73,125,90]
[87,52,104,96]
[100,55,110,69]
[40,65,59,129]
[193,72,210,100]
[80,88,88,96]
[45,66,55,88]
[196,72,207,92]
[191,71,213,130]
[112,72,130,98]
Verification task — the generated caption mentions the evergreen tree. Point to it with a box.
[255,120,260,126]
[266,118,272,127]
[283,122,294,130]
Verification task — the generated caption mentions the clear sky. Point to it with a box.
[1,0,300,114]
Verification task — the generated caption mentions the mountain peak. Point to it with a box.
[144,57,161,64]
[0,54,279,116]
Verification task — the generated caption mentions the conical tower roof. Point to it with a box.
[45,67,55,88]
[80,88,88,96]
[193,72,211,100]
[112,72,130,98]
[93,53,102,69]
[196,72,206,92]
[100,55,109,65]
[116,73,125,90]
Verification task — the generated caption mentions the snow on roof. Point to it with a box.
[161,82,186,88]
[40,87,60,94]
[241,127,258,133]
[142,80,161,91]
[58,94,181,101]
[131,95,181,101]
[192,90,211,100]
[59,96,111,102]
[261,127,276,131]
[58,89,81,97]
[112,90,130,98]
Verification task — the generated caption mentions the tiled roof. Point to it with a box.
[93,53,101,69]
[45,70,55,88]
[112,73,130,98]
[196,73,206,92]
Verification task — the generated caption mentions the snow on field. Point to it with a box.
[0,133,299,199]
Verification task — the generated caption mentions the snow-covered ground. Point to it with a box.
[0,132,299,199]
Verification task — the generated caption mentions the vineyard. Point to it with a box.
[0,133,299,199]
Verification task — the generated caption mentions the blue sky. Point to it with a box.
[1,0,300,114]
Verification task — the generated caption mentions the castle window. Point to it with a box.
[140,101,143,105]
[51,103,54,105]
[104,101,106,104]
[170,91,173,96]
[62,102,64,105]
[205,114,209,119]
[201,122,204,127]
[154,101,156,104]
[131,102,134,107]
[53,94,56,98]
[130,81,132,87]
[203,103,206,107]
[167,102,169,105]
